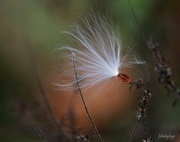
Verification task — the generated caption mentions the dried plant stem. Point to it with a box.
[23,29,59,129]
[129,98,148,142]
[129,118,141,142]
[72,53,103,142]
[147,41,180,106]
[128,0,146,41]
[129,80,151,142]
[142,118,148,141]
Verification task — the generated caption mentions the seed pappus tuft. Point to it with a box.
[54,13,145,95]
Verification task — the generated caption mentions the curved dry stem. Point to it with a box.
[129,118,141,142]
[72,53,103,142]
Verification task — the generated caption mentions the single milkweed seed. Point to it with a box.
[55,13,145,92]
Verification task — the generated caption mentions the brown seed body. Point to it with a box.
[117,73,130,84]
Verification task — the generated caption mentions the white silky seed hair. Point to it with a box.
[55,13,145,92]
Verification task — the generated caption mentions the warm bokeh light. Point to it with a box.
[47,75,133,133]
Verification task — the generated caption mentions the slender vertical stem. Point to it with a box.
[142,119,148,141]
[23,29,59,129]
[128,0,146,42]
[72,53,103,142]
[129,118,141,142]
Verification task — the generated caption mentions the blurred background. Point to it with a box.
[1,0,180,141]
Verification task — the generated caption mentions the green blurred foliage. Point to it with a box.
[0,0,180,141]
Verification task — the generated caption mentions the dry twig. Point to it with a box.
[72,52,103,142]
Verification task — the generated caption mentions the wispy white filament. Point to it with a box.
[55,13,145,92]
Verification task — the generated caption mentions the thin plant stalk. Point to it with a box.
[129,118,141,142]
[23,29,59,129]
[72,52,103,142]
[142,119,148,141]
